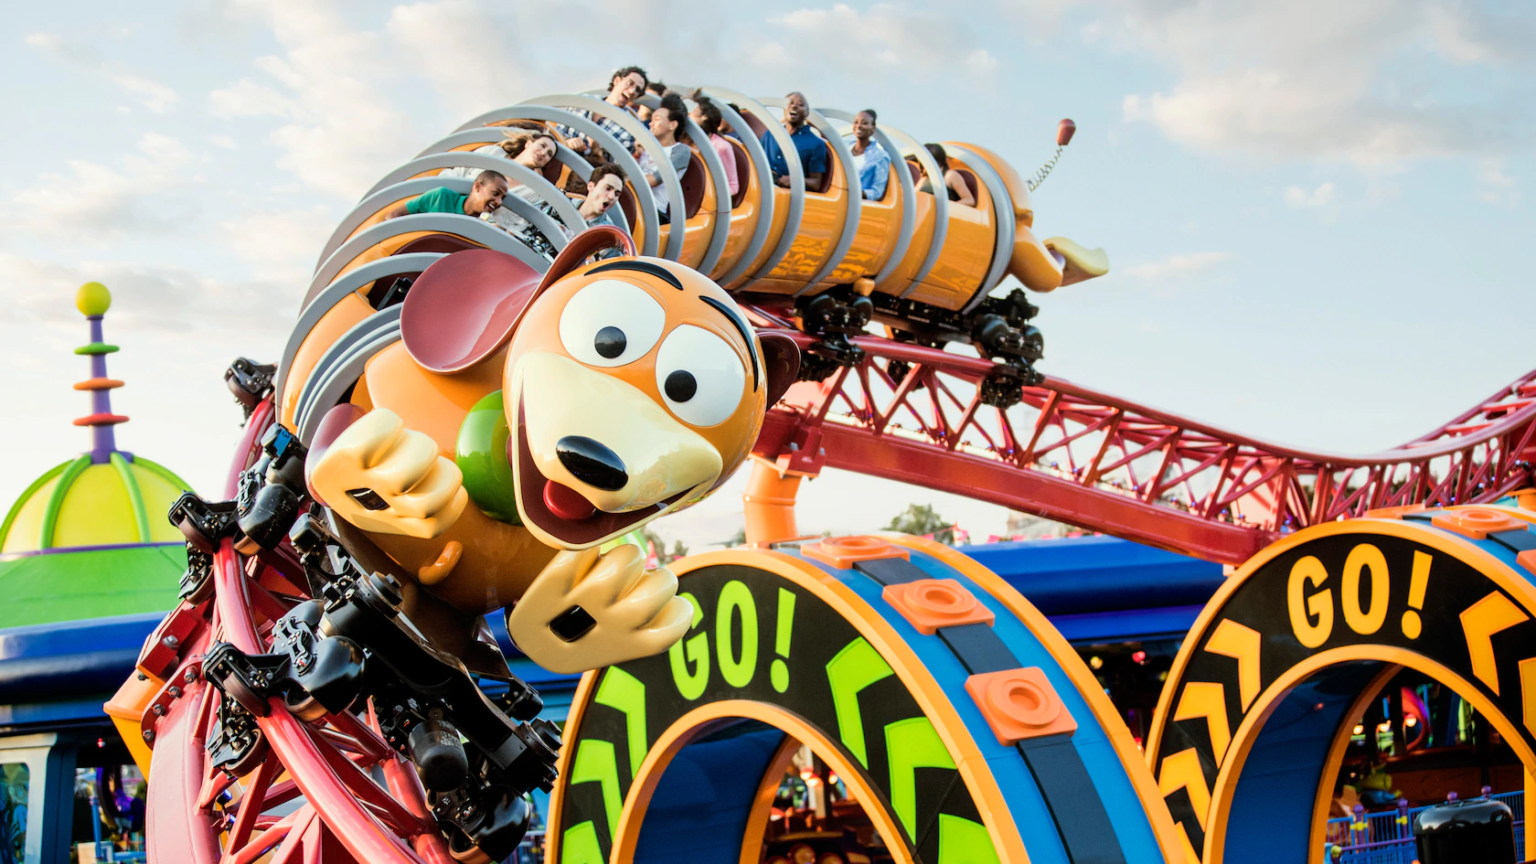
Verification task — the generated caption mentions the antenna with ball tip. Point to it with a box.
[72,281,131,463]
[1026,119,1076,192]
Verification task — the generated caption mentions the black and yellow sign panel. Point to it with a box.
[1151,524,1536,861]
[552,561,996,864]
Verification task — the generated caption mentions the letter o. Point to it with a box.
[1342,543,1390,636]
[1288,555,1333,648]
[716,580,759,688]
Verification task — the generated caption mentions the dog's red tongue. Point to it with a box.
[543,480,597,521]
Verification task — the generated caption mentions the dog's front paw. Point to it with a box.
[506,544,691,674]
[309,408,467,539]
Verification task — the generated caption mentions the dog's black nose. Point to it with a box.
[556,436,629,491]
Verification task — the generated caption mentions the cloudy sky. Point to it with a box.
[1,1,1532,552]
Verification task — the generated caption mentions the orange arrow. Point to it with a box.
[1158,747,1212,832]
[1205,619,1262,711]
[1175,826,1202,864]
[1174,682,1232,763]
[1460,591,1529,695]
[1520,657,1536,740]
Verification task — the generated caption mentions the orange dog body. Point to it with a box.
[305,227,796,673]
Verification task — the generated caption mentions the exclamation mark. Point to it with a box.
[1402,551,1432,639]
[771,588,797,693]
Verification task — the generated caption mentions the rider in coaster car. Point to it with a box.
[305,227,799,673]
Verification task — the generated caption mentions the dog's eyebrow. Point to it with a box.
[586,260,683,290]
[700,295,761,391]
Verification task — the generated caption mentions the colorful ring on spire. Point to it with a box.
[72,378,124,392]
[73,413,129,427]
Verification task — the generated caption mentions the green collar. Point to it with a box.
[454,390,522,525]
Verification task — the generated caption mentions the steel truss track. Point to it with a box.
[751,328,1536,564]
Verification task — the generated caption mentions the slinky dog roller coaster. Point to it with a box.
[107,84,1536,864]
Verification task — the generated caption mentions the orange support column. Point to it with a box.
[742,458,806,547]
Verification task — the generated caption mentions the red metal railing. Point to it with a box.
[145,399,449,864]
[751,329,1536,565]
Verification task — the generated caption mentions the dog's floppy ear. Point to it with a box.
[758,332,801,407]
[400,248,543,374]
[534,225,636,297]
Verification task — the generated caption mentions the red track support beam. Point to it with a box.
[757,410,1269,564]
[750,327,1536,565]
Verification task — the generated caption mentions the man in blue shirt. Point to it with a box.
[761,91,827,192]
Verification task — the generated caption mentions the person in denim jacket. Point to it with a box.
[845,109,890,200]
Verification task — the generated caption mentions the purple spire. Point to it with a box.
[71,282,129,464]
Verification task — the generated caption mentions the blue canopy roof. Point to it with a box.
[0,536,1224,728]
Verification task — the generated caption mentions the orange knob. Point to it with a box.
[882,578,995,635]
[801,535,909,569]
[965,667,1077,746]
[1518,550,1536,577]
[1430,507,1528,540]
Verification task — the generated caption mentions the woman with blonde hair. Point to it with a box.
[440,124,563,234]
[442,124,558,180]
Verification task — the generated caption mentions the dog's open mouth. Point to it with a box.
[512,401,689,547]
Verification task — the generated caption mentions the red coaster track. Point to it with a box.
[751,328,1536,565]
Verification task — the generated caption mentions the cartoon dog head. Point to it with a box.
[399,227,798,551]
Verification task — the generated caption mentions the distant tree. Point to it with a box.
[883,503,953,544]
[639,528,688,564]
[720,527,748,548]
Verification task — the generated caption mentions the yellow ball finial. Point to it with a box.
[76,282,112,317]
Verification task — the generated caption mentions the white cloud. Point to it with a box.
[964,48,1000,78]
[767,3,994,76]
[1283,182,1336,208]
[0,133,200,241]
[1110,1,1532,166]
[25,31,180,114]
[208,78,299,119]
[385,1,537,119]
[218,206,340,284]
[1424,5,1494,64]
[208,135,240,149]
[749,40,793,69]
[1422,4,1536,65]
[1476,158,1519,207]
[995,0,1081,39]
[205,0,420,200]
[0,252,294,335]
[109,72,180,115]
[1123,251,1232,280]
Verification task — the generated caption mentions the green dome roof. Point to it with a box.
[0,454,190,554]
[0,282,193,627]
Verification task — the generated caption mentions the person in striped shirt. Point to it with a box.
[556,65,648,159]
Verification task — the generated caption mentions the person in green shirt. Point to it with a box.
[384,170,508,221]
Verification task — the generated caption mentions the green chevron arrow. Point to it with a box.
[569,740,621,840]
[885,716,955,841]
[595,667,648,780]
[825,637,894,768]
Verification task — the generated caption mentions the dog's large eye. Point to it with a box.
[654,325,745,427]
[559,280,665,367]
